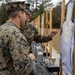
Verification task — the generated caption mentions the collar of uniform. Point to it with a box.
[6,21,20,30]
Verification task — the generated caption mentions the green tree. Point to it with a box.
[30,3,45,21]
[0,4,8,25]
[52,2,61,28]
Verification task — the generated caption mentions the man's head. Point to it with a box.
[6,0,30,28]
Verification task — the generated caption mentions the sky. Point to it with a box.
[51,0,69,5]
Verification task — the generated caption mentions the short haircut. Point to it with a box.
[7,9,20,18]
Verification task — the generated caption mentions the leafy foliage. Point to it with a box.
[0,4,8,25]
[0,1,70,29]
[30,4,44,21]
[52,2,61,28]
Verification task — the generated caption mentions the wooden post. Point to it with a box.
[41,13,44,36]
[35,17,38,28]
[49,5,52,61]
[38,15,41,34]
[61,0,65,26]
[46,10,49,37]
[46,10,49,57]
[73,2,75,75]
[60,0,65,75]
[41,13,45,49]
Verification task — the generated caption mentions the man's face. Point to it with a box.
[20,11,27,28]
[26,14,31,22]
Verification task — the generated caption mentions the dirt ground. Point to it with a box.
[52,28,60,53]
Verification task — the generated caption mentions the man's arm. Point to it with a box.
[34,27,57,43]
[34,34,52,43]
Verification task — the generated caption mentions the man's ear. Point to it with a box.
[18,11,22,17]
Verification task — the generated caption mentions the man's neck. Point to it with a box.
[8,18,20,28]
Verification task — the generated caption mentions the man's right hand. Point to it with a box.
[28,53,35,61]
[50,29,57,37]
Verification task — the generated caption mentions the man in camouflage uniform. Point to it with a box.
[22,10,57,53]
[0,0,35,75]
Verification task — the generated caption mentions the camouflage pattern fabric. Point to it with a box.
[6,2,25,10]
[22,22,52,46]
[0,22,32,75]
[6,2,31,16]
